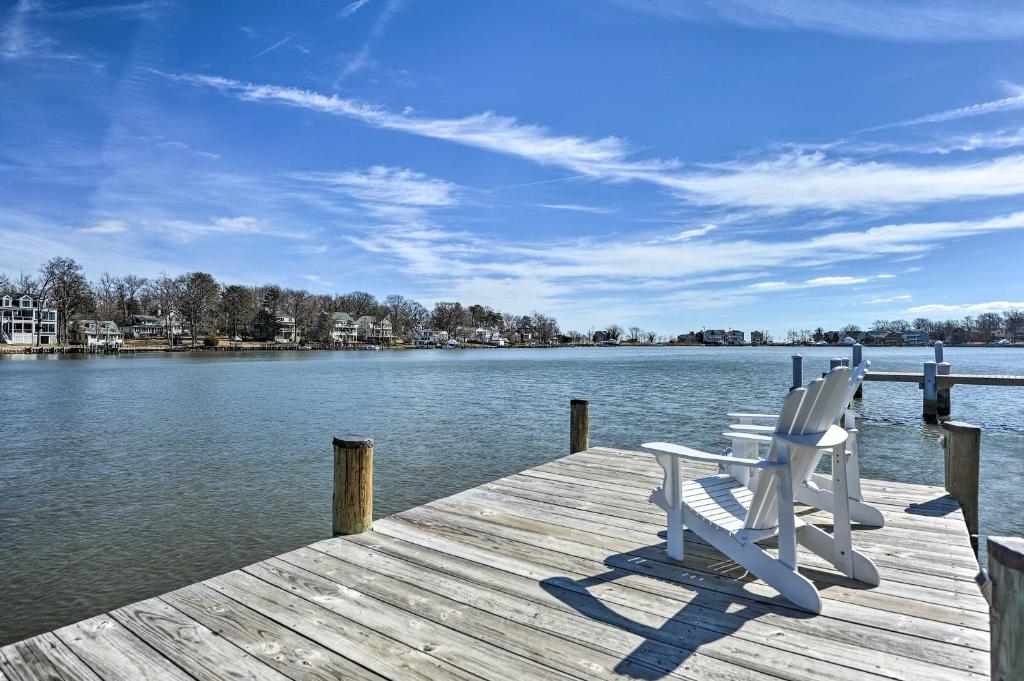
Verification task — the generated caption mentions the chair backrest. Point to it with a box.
[744,366,852,530]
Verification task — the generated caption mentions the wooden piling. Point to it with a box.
[790,354,803,392]
[923,361,938,423]
[988,536,1024,681]
[941,421,980,552]
[937,361,951,421]
[852,344,863,398]
[332,435,373,535]
[570,399,589,453]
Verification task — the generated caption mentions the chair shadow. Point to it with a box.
[539,541,814,680]
[905,495,959,517]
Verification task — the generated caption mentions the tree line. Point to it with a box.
[1,257,565,346]
[787,311,1024,345]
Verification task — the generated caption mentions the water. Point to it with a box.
[2,346,1022,645]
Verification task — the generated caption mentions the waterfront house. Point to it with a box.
[675,331,702,345]
[411,327,446,346]
[902,329,931,346]
[0,294,58,345]
[356,315,393,345]
[704,329,727,345]
[71,320,124,347]
[725,329,745,345]
[592,330,610,344]
[314,312,358,344]
[124,314,162,339]
[254,311,297,343]
[750,330,766,345]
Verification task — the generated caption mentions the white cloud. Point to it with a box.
[167,73,1024,214]
[535,203,616,214]
[665,152,1024,211]
[747,274,877,291]
[253,34,293,58]
[299,166,457,207]
[609,0,1024,41]
[338,0,373,19]
[865,84,1024,131]
[905,301,1024,316]
[863,295,913,304]
[648,224,717,243]
[151,216,310,243]
[76,219,130,235]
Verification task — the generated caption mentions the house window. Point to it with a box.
[20,297,32,308]
[1,296,10,307]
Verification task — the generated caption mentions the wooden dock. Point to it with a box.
[1,446,989,681]
[864,372,1024,388]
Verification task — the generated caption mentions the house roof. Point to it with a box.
[79,320,121,334]
[330,312,355,323]
[129,315,159,323]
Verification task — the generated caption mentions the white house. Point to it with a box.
[124,314,162,339]
[316,312,358,344]
[902,329,931,346]
[1,294,58,345]
[725,329,745,345]
[411,327,446,346]
[703,329,726,345]
[71,320,124,347]
[356,315,393,345]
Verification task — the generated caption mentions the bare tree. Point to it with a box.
[627,326,642,342]
[146,273,180,340]
[119,274,148,323]
[92,273,120,322]
[605,324,623,340]
[40,257,90,343]
[335,291,379,318]
[176,272,220,346]
[220,284,254,338]
[431,301,468,338]
[644,331,657,343]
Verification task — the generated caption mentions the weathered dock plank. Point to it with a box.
[1,446,990,680]
[864,372,1024,387]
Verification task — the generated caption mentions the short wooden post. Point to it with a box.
[830,357,843,371]
[937,361,951,421]
[923,361,938,423]
[570,399,589,453]
[988,536,1024,680]
[941,421,980,552]
[332,435,373,535]
[790,354,803,391]
[852,344,863,398]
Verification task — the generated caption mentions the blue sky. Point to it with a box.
[2,0,1024,336]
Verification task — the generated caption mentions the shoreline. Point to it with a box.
[3,341,1022,356]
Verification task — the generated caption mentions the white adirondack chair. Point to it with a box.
[643,366,880,613]
[725,360,884,527]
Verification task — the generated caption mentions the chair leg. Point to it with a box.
[797,524,880,585]
[654,453,685,560]
[796,482,885,526]
[685,510,822,613]
[830,444,854,577]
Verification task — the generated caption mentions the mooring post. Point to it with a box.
[937,361,952,421]
[934,340,944,363]
[941,421,980,553]
[790,354,803,391]
[988,536,1024,680]
[332,435,373,536]
[923,361,938,423]
[852,344,863,398]
[570,398,590,453]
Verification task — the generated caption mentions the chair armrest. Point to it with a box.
[724,432,773,444]
[775,424,849,449]
[642,442,785,469]
[728,423,775,433]
[726,412,779,421]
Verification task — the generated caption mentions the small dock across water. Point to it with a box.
[0,446,991,680]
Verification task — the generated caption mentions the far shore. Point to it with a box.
[3,340,1022,355]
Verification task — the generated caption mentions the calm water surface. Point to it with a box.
[2,346,1023,644]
